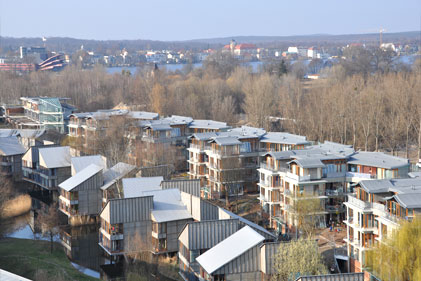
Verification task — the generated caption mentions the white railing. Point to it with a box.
[347,195,371,209]
[346,172,376,179]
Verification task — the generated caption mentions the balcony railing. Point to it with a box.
[346,195,371,210]
[259,162,289,173]
[346,172,376,179]
[326,189,346,196]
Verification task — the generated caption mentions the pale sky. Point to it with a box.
[0,0,420,41]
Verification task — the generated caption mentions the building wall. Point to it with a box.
[226,271,262,281]
[213,245,261,275]
[124,220,153,253]
[166,219,193,253]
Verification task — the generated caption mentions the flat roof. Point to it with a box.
[143,189,192,223]
[196,226,264,274]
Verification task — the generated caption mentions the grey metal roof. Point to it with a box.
[161,179,201,197]
[59,164,103,191]
[359,180,394,193]
[71,155,106,175]
[229,126,266,138]
[0,129,45,138]
[211,136,242,146]
[289,158,325,168]
[128,111,159,120]
[189,120,230,130]
[101,162,136,190]
[147,123,172,131]
[348,151,409,169]
[189,132,218,141]
[393,193,421,209]
[408,172,421,178]
[359,178,421,195]
[0,136,26,156]
[38,146,71,168]
[195,226,264,275]
[164,115,193,125]
[260,132,310,145]
[220,208,275,238]
[122,177,163,198]
[143,188,192,223]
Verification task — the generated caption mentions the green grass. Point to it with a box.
[0,238,99,281]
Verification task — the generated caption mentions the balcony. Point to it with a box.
[259,162,290,173]
[346,172,376,180]
[326,189,346,196]
[324,171,347,178]
[100,228,124,241]
[286,172,311,182]
[326,205,345,213]
[345,195,372,210]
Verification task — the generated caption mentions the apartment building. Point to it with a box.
[22,145,71,196]
[344,177,421,272]
[68,109,158,155]
[0,136,26,180]
[99,187,193,257]
[17,97,75,133]
[180,225,280,281]
[188,128,310,199]
[136,116,230,170]
[58,154,138,225]
[258,141,410,234]
[178,219,279,281]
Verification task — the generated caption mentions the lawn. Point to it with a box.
[0,238,99,281]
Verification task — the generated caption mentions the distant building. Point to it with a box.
[16,97,76,133]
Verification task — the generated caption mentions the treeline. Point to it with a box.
[0,51,420,157]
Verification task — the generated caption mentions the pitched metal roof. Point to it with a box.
[127,111,159,120]
[101,162,136,190]
[195,226,264,274]
[38,146,71,168]
[71,155,106,175]
[260,132,310,145]
[189,120,230,130]
[220,208,275,238]
[211,136,242,146]
[348,151,409,169]
[393,193,421,209]
[0,136,26,156]
[122,177,163,198]
[359,180,394,193]
[289,158,325,168]
[59,164,103,191]
[143,189,192,223]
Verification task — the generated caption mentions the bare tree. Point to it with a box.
[37,203,60,253]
